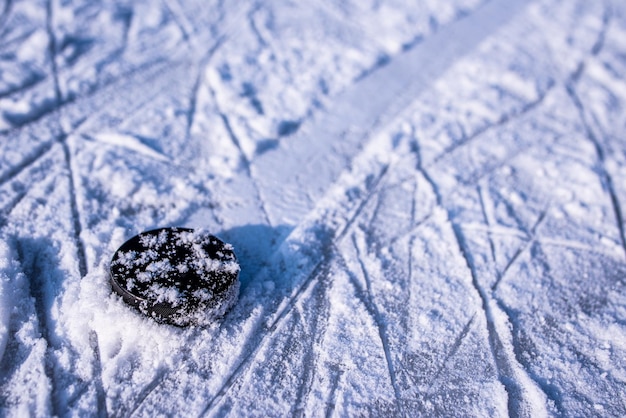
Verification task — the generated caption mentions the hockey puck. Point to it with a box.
[109,227,240,326]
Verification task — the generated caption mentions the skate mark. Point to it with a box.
[459,213,611,260]
[591,7,611,57]
[64,382,90,410]
[571,345,626,393]
[185,64,202,141]
[290,309,316,417]
[210,308,301,416]
[7,0,241,131]
[45,0,62,104]
[60,138,88,278]
[427,314,476,390]
[0,141,57,188]
[247,5,267,48]
[162,0,191,42]
[356,172,418,351]
[199,261,331,416]
[478,184,500,276]
[383,214,432,248]
[459,223,527,239]
[450,222,530,416]
[340,262,401,411]
[89,330,108,418]
[405,180,418,333]
[336,164,390,243]
[493,295,566,416]
[458,125,566,187]
[456,184,560,416]
[314,0,383,51]
[1,41,185,133]
[208,81,271,225]
[489,187,534,237]
[212,309,306,415]
[122,368,168,418]
[364,189,386,237]
[114,4,133,51]
[565,6,610,87]
[565,18,624,258]
[347,238,403,412]
[430,80,555,167]
[0,152,60,228]
[323,364,344,418]
[185,37,225,142]
[74,63,182,139]
[84,133,169,164]
[477,177,551,294]
[405,232,416,336]
[493,207,548,291]
[16,239,62,417]
[364,173,416,235]
[565,85,626,260]
[0,54,171,135]
[0,0,11,34]
[417,154,548,415]
[263,163,390,334]
[0,102,100,199]
[410,176,418,225]
[354,53,392,83]
[291,276,332,417]
[0,72,46,100]
[0,190,27,227]
[539,237,623,257]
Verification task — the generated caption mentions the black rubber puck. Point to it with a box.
[110,227,240,326]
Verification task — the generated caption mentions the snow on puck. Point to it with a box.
[110,227,240,326]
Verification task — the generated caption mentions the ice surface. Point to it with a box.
[1,0,625,416]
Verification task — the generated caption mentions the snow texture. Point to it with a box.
[1,0,625,416]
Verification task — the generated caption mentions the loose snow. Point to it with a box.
[1,0,625,416]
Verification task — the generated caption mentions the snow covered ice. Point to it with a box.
[1,0,626,416]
